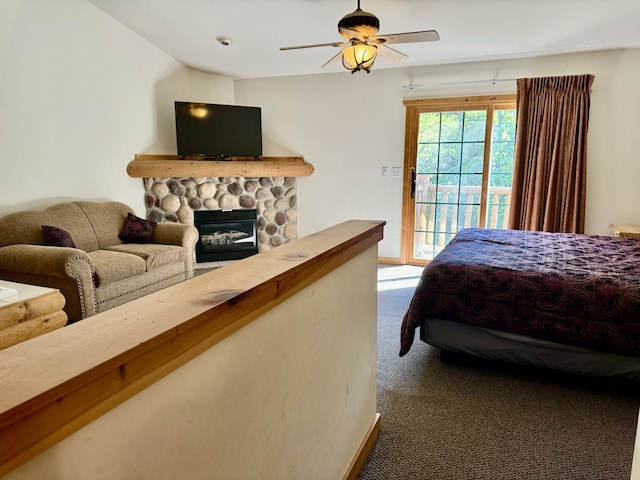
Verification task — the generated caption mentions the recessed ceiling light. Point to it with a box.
[216,36,233,46]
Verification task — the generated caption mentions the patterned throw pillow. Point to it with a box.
[118,213,157,243]
[42,225,76,248]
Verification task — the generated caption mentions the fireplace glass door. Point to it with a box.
[194,209,258,262]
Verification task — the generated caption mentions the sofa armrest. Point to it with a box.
[152,222,198,247]
[152,223,199,278]
[0,244,94,278]
[0,244,98,320]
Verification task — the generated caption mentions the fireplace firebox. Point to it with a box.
[194,209,258,262]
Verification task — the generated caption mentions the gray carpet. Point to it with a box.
[358,265,640,480]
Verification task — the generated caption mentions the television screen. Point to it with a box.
[174,102,262,158]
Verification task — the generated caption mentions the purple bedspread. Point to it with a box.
[400,228,640,357]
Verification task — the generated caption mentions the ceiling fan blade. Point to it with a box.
[280,41,346,51]
[371,30,440,45]
[321,49,344,68]
[377,44,408,64]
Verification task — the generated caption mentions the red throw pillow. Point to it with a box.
[118,213,157,243]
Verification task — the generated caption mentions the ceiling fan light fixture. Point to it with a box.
[342,43,377,74]
[280,0,439,74]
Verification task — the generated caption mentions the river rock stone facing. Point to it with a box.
[142,176,297,253]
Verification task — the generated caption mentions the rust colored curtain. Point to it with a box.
[508,74,594,233]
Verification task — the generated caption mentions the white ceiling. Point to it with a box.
[87,0,640,79]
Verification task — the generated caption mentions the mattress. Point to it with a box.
[401,228,640,357]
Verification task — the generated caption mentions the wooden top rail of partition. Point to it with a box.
[0,219,385,476]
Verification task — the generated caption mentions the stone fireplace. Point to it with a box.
[142,176,297,258]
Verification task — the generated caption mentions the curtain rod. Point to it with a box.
[402,78,517,90]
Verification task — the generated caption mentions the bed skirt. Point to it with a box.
[421,318,640,382]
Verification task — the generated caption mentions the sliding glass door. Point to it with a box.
[402,96,516,264]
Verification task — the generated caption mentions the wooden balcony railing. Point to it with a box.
[414,184,512,256]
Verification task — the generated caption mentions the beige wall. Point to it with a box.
[4,245,379,480]
[0,0,233,218]
[2,1,639,259]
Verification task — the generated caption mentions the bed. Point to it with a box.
[400,228,640,381]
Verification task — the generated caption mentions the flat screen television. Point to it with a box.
[174,101,262,159]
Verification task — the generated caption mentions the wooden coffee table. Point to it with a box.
[0,280,67,350]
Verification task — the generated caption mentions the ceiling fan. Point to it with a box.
[280,0,440,74]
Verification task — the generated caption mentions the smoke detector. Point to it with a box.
[216,35,233,46]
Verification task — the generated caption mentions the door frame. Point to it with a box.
[400,95,517,265]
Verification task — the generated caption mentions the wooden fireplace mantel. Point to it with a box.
[127,154,315,178]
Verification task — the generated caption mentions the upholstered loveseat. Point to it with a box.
[0,201,198,323]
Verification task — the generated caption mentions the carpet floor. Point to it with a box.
[358,265,640,480]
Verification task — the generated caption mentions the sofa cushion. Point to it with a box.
[118,213,157,243]
[88,250,147,287]
[105,244,186,271]
[74,201,134,250]
[42,225,76,248]
[0,203,99,252]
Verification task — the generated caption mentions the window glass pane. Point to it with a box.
[493,110,516,142]
[459,173,482,187]
[418,112,441,143]
[491,143,514,174]
[435,184,459,204]
[442,204,459,238]
[490,109,516,176]
[414,202,452,260]
[463,111,487,142]
[461,142,484,173]
[417,143,439,174]
[438,143,461,173]
[489,172,512,187]
[414,173,435,206]
[458,187,481,206]
[484,108,516,230]
[440,112,464,142]
[490,141,514,174]
[414,231,436,260]
[436,172,461,186]
[486,185,512,229]
[458,203,480,229]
